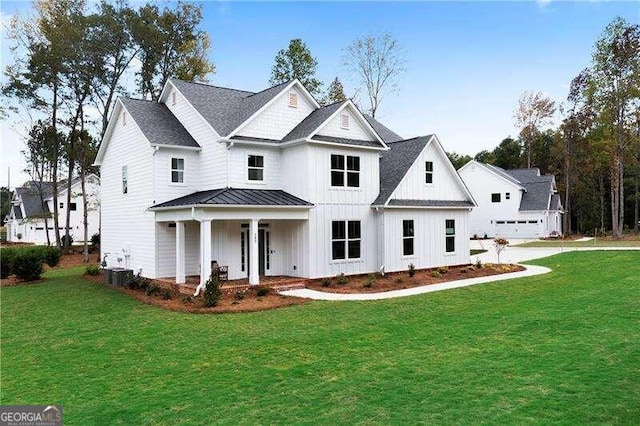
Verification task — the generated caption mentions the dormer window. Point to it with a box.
[288,92,298,108]
[248,155,264,181]
[341,114,350,130]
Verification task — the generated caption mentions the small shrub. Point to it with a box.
[85,264,101,276]
[336,273,347,285]
[1,248,17,278]
[234,290,246,300]
[408,263,416,277]
[437,266,449,274]
[431,271,441,278]
[203,274,222,307]
[461,265,476,273]
[12,250,44,281]
[364,274,376,288]
[90,233,100,247]
[395,277,403,284]
[321,278,331,287]
[182,295,194,304]
[129,274,151,290]
[159,287,173,300]
[61,234,74,248]
[145,283,159,296]
[256,286,271,297]
[475,258,483,269]
[43,247,61,267]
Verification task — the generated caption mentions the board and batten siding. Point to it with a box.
[156,221,200,278]
[237,86,315,140]
[165,84,227,190]
[381,209,471,273]
[280,144,310,201]
[315,107,373,141]
[100,111,157,276]
[391,142,469,201]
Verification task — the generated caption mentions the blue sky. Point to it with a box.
[1,1,639,187]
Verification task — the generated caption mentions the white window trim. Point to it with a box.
[169,157,186,186]
[425,161,434,186]
[402,219,416,258]
[330,153,361,190]
[329,219,363,263]
[246,153,266,184]
[445,219,456,255]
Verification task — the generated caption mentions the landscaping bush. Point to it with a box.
[363,273,376,288]
[431,271,441,278]
[234,290,246,300]
[437,266,449,274]
[475,258,483,269]
[203,274,222,307]
[85,264,101,276]
[43,247,61,267]
[144,283,159,296]
[159,287,173,300]
[61,235,74,248]
[90,233,100,247]
[321,278,331,287]
[408,263,416,277]
[12,250,44,281]
[336,273,347,285]
[395,277,403,284]
[1,247,17,278]
[256,285,271,297]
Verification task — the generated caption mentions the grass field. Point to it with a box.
[2,251,640,424]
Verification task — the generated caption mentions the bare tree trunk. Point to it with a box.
[51,77,62,248]
[81,166,89,262]
[600,176,606,233]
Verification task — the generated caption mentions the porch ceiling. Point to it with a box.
[153,206,311,222]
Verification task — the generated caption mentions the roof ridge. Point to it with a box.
[244,79,293,99]
[170,78,255,95]
[387,135,432,144]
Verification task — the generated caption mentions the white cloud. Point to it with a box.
[536,0,552,9]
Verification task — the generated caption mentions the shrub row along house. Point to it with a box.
[4,175,101,244]
[95,78,476,289]
[458,160,563,239]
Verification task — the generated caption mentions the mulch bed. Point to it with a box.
[305,263,525,294]
[83,272,310,314]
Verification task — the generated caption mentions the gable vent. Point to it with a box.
[288,92,298,108]
[341,114,350,130]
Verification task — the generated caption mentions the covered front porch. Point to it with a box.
[149,188,313,289]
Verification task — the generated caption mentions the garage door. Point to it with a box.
[494,220,540,239]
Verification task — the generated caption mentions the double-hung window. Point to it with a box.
[171,158,184,183]
[331,154,360,187]
[403,220,414,256]
[248,155,264,181]
[445,219,456,253]
[425,161,434,184]
[332,220,361,260]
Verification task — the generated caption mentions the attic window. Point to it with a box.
[172,92,177,105]
[340,114,350,130]
[122,111,127,125]
[425,161,434,184]
[288,92,298,108]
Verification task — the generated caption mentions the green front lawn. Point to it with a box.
[517,239,640,248]
[2,252,640,424]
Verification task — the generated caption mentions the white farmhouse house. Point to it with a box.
[458,160,562,239]
[95,78,475,289]
[5,174,101,244]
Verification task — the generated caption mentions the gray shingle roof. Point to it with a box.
[506,168,541,182]
[15,187,50,218]
[12,205,22,220]
[373,136,433,205]
[387,199,474,208]
[121,98,199,148]
[312,135,384,148]
[518,177,554,211]
[483,163,523,187]
[282,101,346,142]
[550,193,562,211]
[364,114,403,143]
[150,188,313,209]
[170,78,292,137]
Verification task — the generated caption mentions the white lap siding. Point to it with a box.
[100,114,157,276]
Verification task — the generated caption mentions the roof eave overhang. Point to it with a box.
[371,204,474,210]
[148,203,314,212]
[150,143,202,151]
[307,139,386,151]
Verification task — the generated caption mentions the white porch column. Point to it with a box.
[175,221,186,284]
[200,219,212,285]
[249,218,259,285]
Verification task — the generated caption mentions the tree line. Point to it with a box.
[447,17,640,237]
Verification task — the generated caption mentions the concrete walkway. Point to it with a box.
[281,245,639,301]
[280,265,551,301]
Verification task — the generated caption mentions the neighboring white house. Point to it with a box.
[94,78,476,287]
[4,175,101,244]
[458,160,562,239]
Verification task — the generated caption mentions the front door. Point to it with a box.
[243,228,270,277]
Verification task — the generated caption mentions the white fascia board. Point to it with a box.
[94,99,124,166]
[371,204,474,210]
[150,144,202,151]
[307,139,386,151]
